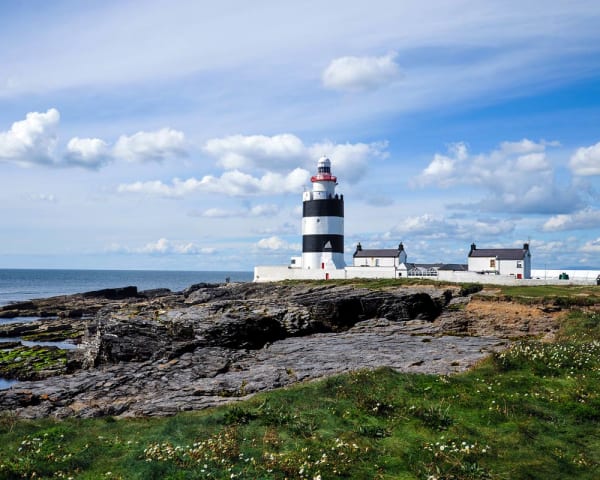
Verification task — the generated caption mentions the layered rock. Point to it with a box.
[0,282,507,418]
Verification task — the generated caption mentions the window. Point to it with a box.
[517,261,522,268]
[490,259,496,268]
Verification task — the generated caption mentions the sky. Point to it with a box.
[1,0,600,271]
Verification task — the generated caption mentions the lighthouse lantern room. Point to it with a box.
[301,156,345,270]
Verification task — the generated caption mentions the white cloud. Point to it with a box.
[419,154,456,186]
[580,238,600,253]
[570,141,600,176]
[252,221,298,235]
[28,193,57,202]
[109,238,215,255]
[0,108,59,166]
[64,137,110,168]
[515,153,549,171]
[249,204,279,216]
[499,139,547,154]
[415,139,580,214]
[0,109,186,169]
[204,134,305,171]
[322,53,401,92]
[543,208,600,231]
[203,133,388,184]
[387,214,515,241]
[392,214,452,238]
[309,141,388,183]
[113,128,186,163]
[118,169,310,197]
[194,204,280,218]
[256,236,300,251]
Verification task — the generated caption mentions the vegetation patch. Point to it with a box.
[0,345,67,380]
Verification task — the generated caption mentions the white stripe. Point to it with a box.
[302,216,343,235]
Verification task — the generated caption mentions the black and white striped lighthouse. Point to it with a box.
[301,156,345,270]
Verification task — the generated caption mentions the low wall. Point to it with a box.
[345,266,397,279]
[254,265,600,285]
[531,269,600,281]
[437,270,598,286]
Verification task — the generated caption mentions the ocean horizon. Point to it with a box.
[0,268,253,306]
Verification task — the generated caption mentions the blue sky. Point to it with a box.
[1,0,600,271]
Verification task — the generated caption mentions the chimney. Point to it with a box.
[523,243,529,251]
[354,242,362,255]
[470,243,476,252]
[398,242,404,252]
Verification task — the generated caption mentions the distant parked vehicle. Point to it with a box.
[596,274,600,286]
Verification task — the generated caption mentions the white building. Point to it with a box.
[467,243,532,279]
[352,242,407,267]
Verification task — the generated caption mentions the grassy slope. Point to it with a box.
[1,290,599,479]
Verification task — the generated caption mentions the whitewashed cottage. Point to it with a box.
[467,243,532,279]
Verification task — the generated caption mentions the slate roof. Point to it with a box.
[354,249,400,258]
[468,248,527,261]
[403,263,468,271]
[437,263,469,271]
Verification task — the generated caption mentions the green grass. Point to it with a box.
[487,285,600,307]
[1,310,599,479]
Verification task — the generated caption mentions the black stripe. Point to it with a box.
[303,198,344,217]
[302,234,344,253]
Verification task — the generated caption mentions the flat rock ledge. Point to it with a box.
[0,283,507,418]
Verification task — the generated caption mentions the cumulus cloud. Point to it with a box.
[64,137,110,168]
[109,238,215,255]
[308,140,388,183]
[113,127,186,163]
[322,53,401,92]
[570,141,600,176]
[499,139,549,154]
[255,236,301,251]
[387,214,515,241]
[203,133,387,183]
[0,108,59,166]
[415,139,580,214]
[118,168,310,197]
[204,133,305,171]
[0,109,186,169]
[543,208,600,231]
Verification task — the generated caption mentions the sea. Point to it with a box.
[0,269,253,306]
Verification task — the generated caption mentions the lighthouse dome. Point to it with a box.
[317,156,331,174]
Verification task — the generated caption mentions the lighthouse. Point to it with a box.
[301,156,345,270]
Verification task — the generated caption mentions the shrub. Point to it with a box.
[459,283,483,296]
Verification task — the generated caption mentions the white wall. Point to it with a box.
[531,269,600,281]
[438,270,597,285]
[468,257,528,278]
[352,256,397,267]
[254,265,346,282]
[468,257,496,272]
[345,266,397,279]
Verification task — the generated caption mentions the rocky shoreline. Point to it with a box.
[0,281,535,419]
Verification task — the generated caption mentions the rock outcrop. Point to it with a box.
[0,282,507,418]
